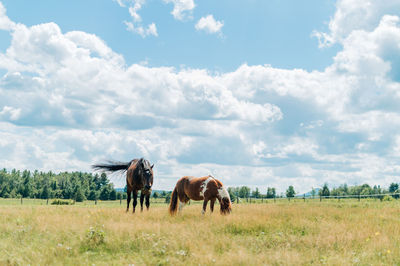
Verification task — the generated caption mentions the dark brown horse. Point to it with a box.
[169,175,232,215]
[92,158,154,213]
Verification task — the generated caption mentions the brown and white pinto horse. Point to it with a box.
[93,158,154,213]
[169,175,232,215]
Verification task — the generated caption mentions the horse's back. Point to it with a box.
[180,175,217,201]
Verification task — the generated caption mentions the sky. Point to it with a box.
[1,0,400,194]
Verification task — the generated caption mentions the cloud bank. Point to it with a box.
[1,1,400,193]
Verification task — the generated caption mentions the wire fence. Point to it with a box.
[232,192,400,204]
[2,192,400,206]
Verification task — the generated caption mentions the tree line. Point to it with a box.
[1,169,399,202]
[313,183,400,198]
[0,169,119,202]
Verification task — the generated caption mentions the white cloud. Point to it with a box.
[313,0,400,47]
[128,0,146,22]
[163,0,195,21]
[124,21,158,37]
[0,2,15,31]
[115,0,158,38]
[2,1,400,193]
[195,15,223,34]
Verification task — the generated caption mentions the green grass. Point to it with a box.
[1,199,400,265]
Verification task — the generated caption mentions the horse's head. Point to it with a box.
[220,197,232,215]
[218,186,232,215]
[139,158,154,191]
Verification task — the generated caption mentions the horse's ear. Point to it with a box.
[151,164,154,169]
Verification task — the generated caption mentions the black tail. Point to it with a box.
[169,186,179,216]
[92,160,132,173]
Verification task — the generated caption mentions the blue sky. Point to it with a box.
[1,0,400,193]
[1,0,338,71]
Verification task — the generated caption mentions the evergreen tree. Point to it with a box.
[75,187,85,202]
[100,185,112,200]
[109,189,117,200]
[41,185,50,199]
[88,190,99,201]
[320,183,330,197]
[100,173,108,187]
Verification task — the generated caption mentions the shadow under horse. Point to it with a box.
[169,175,232,215]
[92,158,154,213]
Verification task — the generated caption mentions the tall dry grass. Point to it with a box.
[0,200,399,265]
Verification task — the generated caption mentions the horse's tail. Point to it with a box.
[92,160,132,173]
[169,186,179,216]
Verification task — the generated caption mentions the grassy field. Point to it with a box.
[1,199,400,265]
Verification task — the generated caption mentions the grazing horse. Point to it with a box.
[169,175,232,215]
[92,158,154,213]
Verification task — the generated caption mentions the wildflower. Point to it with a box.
[387,250,391,254]
[176,250,187,256]
[375,232,380,236]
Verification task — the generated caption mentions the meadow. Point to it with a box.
[1,199,400,265]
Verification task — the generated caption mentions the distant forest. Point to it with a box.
[0,169,121,202]
[1,169,399,202]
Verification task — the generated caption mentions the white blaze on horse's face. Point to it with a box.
[199,176,213,198]
[218,186,230,201]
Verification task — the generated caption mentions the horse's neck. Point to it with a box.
[133,167,143,185]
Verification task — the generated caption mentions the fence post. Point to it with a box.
[237,197,239,204]
[21,196,23,205]
[261,196,263,203]
[47,198,49,205]
[303,194,306,202]
[274,195,276,203]
[320,195,322,202]
[358,194,360,202]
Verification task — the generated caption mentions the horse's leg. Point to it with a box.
[210,198,216,213]
[140,192,145,212]
[178,200,185,212]
[132,190,138,213]
[202,199,209,215]
[145,193,150,211]
[126,188,131,212]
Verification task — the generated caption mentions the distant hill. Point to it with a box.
[297,188,321,197]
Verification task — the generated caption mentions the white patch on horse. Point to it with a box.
[218,186,230,200]
[199,177,213,197]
